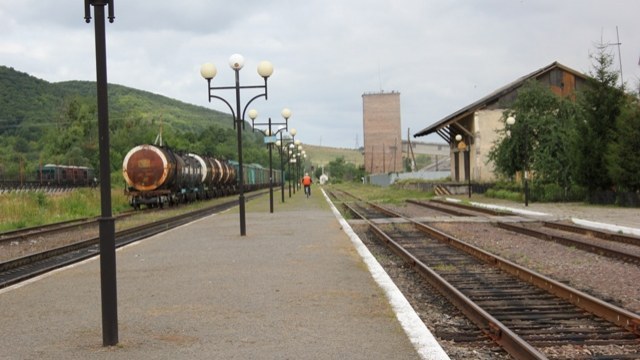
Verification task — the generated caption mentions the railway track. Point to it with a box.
[0,192,266,289]
[496,221,640,265]
[0,211,138,246]
[0,217,93,241]
[407,198,512,217]
[334,190,640,359]
[406,198,640,265]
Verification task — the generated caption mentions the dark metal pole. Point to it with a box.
[288,155,292,198]
[466,149,471,198]
[86,0,118,346]
[292,143,296,195]
[524,174,529,206]
[295,152,301,191]
[524,123,529,207]
[298,158,302,191]
[234,70,246,235]
[280,132,285,203]
[267,118,273,213]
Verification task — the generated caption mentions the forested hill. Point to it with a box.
[0,66,61,138]
[0,65,268,180]
[0,65,231,139]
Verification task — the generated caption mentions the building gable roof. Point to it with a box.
[413,61,588,140]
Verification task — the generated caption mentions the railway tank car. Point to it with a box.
[123,145,199,208]
[184,153,236,198]
[123,143,282,209]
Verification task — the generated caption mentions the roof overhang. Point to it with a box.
[413,61,588,144]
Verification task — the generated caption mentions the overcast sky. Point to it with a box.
[1,1,639,148]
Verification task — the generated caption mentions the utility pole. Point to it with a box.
[84,0,118,346]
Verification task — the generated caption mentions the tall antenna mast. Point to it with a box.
[378,62,383,92]
[154,114,164,146]
[600,26,624,90]
[615,26,624,89]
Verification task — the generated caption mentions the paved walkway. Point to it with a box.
[0,187,449,360]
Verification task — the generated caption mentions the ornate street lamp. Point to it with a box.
[248,108,291,213]
[276,129,295,203]
[84,0,118,346]
[275,139,284,202]
[200,55,273,236]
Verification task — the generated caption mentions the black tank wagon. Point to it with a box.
[122,144,278,209]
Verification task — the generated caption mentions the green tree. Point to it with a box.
[41,96,98,168]
[325,156,365,183]
[606,98,640,192]
[488,80,576,190]
[572,46,624,193]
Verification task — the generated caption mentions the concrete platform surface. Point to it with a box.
[0,188,448,360]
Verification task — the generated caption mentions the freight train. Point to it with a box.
[0,164,96,192]
[39,164,96,186]
[122,144,281,209]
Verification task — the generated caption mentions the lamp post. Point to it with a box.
[200,55,273,236]
[84,0,118,346]
[248,108,291,213]
[288,129,297,196]
[296,143,303,191]
[275,131,292,203]
[455,134,471,198]
[290,155,297,195]
[506,115,529,206]
[289,144,296,196]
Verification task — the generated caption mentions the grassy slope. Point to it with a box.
[304,144,364,168]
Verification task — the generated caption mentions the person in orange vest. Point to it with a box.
[302,173,312,198]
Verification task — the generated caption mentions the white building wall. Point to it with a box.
[473,109,504,182]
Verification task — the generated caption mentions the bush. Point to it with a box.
[485,188,522,202]
[616,192,640,207]
[486,181,587,203]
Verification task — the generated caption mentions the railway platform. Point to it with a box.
[0,187,448,360]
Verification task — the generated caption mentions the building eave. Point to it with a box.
[413,61,588,140]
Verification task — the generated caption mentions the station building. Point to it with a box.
[413,61,588,183]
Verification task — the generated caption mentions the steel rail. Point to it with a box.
[0,212,138,245]
[343,201,547,359]
[0,218,92,239]
[426,199,640,247]
[362,200,640,336]
[336,190,640,350]
[543,221,640,247]
[496,221,640,264]
[429,198,512,216]
[405,199,473,217]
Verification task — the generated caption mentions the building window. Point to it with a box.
[550,69,563,88]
